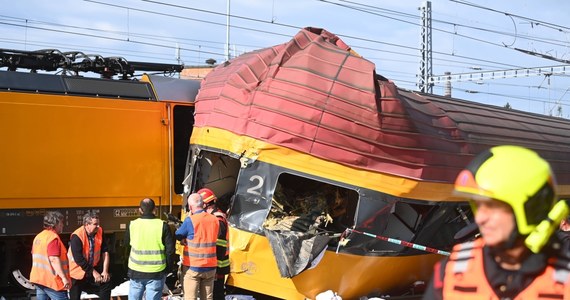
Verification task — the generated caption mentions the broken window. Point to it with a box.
[184,149,240,214]
[263,173,358,237]
[226,159,358,237]
[343,193,472,256]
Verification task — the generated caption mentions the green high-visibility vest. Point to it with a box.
[128,218,166,273]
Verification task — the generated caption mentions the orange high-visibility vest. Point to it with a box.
[68,226,103,280]
[30,229,71,291]
[443,238,570,299]
[182,212,219,268]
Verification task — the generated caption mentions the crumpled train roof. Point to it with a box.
[194,27,570,187]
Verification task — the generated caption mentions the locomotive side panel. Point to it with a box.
[0,92,170,236]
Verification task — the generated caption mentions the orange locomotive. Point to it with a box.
[0,49,198,293]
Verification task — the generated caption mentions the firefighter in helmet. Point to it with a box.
[423,145,570,300]
[198,188,230,300]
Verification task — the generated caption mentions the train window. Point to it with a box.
[188,150,240,214]
[172,105,195,195]
[345,195,472,256]
[247,171,359,278]
[263,173,357,236]
[227,160,358,236]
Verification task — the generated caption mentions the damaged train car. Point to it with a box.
[183,27,570,299]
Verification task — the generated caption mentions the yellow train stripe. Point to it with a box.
[191,127,461,201]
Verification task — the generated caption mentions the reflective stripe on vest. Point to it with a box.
[183,212,219,268]
[554,267,570,284]
[444,238,570,299]
[68,227,103,280]
[128,218,166,273]
[30,229,71,291]
[214,211,230,272]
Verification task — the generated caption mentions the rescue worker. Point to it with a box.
[423,145,570,300]
[125,198,175,300]
[199,188,230,300]
[30,210,71,300]
[175,192,220,300]
[68,212,113,300]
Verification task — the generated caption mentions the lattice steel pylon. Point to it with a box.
[418,1,433,94]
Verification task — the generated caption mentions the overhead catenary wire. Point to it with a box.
[8,0,552,71]
[450,0,570,33]
[114,0,530,69]
[7,0,568,66]
[2,0,569,111]
[0,15,229,52]
[0,21,222,57]
[318,0,570,57]
[1,4,525,70]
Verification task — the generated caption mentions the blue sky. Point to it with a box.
[2,0,570,117]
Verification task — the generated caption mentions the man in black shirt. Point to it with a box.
[68,212,113,300]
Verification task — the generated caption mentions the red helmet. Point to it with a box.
[197,188,217,204]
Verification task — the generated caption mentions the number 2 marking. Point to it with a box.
[246,175,263,196]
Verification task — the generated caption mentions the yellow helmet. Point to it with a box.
[454,145,557,235]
